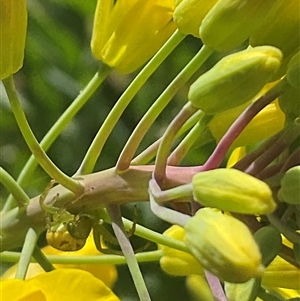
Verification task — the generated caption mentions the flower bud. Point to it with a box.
[278,86,300,120]
[192,168,276,215]
[209,99,285,148]
[287,51,300,89]
[188,46,282,115]
[173,0,218,37]
[91,0,176,73]
[185,208,264,283]
[0,0,27,79]
[199,0,280,52]
[159,225,204,276]
[250,0,300,76]
[278,166,300,205]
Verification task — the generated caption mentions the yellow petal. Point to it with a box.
[28,269,120,301]
[91,0,176,73]
[0,279,46,301]
[0,0,27,79]
[262,256,300,289]
[159,225,204,276]
[2,234,117,288]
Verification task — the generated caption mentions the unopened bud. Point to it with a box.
[185,208,264,283]
[200,0,280,52]
[250,0,300,77]
[188,46,282,115]
[192,168,276,215]
[278,166,300,205]
[278,86,300,120]
[287,51,300,89]
[174,0,217,37]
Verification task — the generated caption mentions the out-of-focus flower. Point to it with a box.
[226,146,246,168]
[91,0,176,73]
[192,168,276,215]
[0,269,120,301]
[173,0,218,37]
[185,208,264,283]
[0,0,27,79]
[188,46,282,115]
[2,234,117,288]
[250,0,300,76]
[159,225,204,276]
[199,0,280,52]
[209,99,285,148]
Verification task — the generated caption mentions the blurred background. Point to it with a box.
[0,1,220,300]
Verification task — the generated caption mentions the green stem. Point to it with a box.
[98,208,190,252]
[76,30,186,175]
[116,45,214,171]
[107,204,151,301]
[167,113,208,165]
[1,250,163,265]
[15,228,38,280]
[267,213,300,244]
[132,110,203,165]
[3,67,110,211]
[154,102,198,183]
[257,287,284,301]
[2,76,85,196]
[32,245,55,272]
[0,167,30,209]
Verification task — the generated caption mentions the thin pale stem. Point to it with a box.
[107,204,151,301]
[132,110,203,165]
[15,228,38,280]
[4,67,110,211]
[167,113,209,165]
[2,76,85,195]
[1,250,163,265]
[204,271,228,301]
[154,102,198,183]
[116,45,214,171]
[77,30,186,175]
[149,179,191,227]
[0,167,30,209]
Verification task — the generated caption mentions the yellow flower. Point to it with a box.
[0,0,27,79]
[2,234,117,288]
[91,0,176,73]
[0,269,120,301]
[159,225,204,276]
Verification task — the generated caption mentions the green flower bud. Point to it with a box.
[185,208,264,283]
[287,51,300,89]
[188,46,282,115]
[224,226,282,301]
[278,86,300,120]
[278,166,300,205]
[173,0,218,37]
[250,0,300,77]
[199,0,280,52]
[192,168,276,215]
[0,0,27,79]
